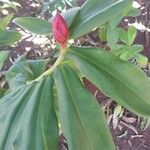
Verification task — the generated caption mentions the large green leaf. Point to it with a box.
[68,47,150,117]
[0,30,21,45]
[13,17,51,35]
[69,0,133,39]
[54,64,115,150]
[0,57,59,149]
[0,77,59,150]
[13,8,80,36]
[13,0,132,39]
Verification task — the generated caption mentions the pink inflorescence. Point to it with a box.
[52,13,69,47]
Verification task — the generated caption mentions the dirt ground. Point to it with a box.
[2,0,150,150]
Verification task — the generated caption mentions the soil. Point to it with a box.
[1,0,150,150]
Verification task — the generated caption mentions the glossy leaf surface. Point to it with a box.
[70,0,133,38]
[13,0,132,39]
[0,78,58,150]
[13,8,80,36]
[54,64,115,150]
[0,58,59,150]
[68,47,150,117]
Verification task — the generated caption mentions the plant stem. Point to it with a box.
[27,47,66,84]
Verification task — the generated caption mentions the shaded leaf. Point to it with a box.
[0,77,59,150]
[107,26,119,48]
[0,50,9,70]
[98,24,107,42]
[109,13,123,28]
[13,17,51,35]
[28,58,50,78]
[6,57,34,89]
[0,30,21,45]
[6,57,49,89]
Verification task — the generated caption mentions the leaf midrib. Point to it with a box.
[80,0,124,26]
[69,49,150,106]
[61,67,94,150]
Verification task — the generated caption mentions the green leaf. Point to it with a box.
[107,26,119,48]
[0,77,59,150]
[62,7,80,28]
[119,50,131,60]
[109,14,123,29]
[127,7,141,17]
[0,30,21,45]
[54,64,115,150]
[130,44,143,55]
[13,7,80,36]
[98,24,107,42]
[127,26,137,46]
[13,17,51,35]
[135,54,148,67]
[0,50,9,70]
[111,44,128,56]
[6,56,34,89]
[119,28,128,45]
[70,0,133,39]
[0,14,14,30]
[64,59,82,78]
[68,47,150,117]
[6,57,49,89]
[28,58,50,78]
[113,44,143,61]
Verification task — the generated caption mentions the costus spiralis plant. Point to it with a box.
[0,0,150,149]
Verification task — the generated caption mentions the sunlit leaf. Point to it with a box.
[54,64,115,150]
[70,0,133,38]
[68,47,150,117]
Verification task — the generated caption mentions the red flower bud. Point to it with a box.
[52,13,69,47]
